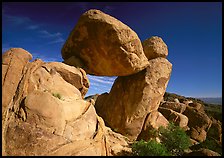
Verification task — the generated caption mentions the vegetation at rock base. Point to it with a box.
[132,122,191,156]
[132,139,171,156]
[52,92,62,100]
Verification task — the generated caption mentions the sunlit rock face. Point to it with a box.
[142,36,168,60]
[61,9,149,76]
[95,57,172,141]
[2,48,131,156]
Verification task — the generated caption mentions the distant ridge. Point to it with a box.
[197,97,222,105]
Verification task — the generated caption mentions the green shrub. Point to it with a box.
[52,92,62,99]
[159,122,191,156]
[132,122,191,156]
[132,139,171,156]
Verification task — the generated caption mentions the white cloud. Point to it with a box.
[39,30,62,38]
[3,14,31,25]
[27,25,39,30]
[47,37,65,45]
[88,75,116,85]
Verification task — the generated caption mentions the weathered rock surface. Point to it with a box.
[137,110,169,141]
[183,106,212,142]
[2,48,32,120]
[2,49,130,156]
[158,107,189,130]
[142,36,168,60]
[183,148,221,156]
[42,62,89,97]
[95,57,172,140]
[61,9,149,76]
[207,117,222,144]
[160,101,187,113]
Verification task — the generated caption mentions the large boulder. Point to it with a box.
[183,105,212,142]
[41,62,89,97]
[142,36,168,60]
[158,107,189,130]
[95,57,172,140]
[137,110,169,141]
[2,49,130,156]
[2,48,32,119]
[61,9,149,76]
[183,148,220,156]
[207,117,222,144]
[160,101,187,113]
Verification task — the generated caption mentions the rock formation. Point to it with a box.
[3,9,220,156]
[2,48,131,156]
[95,57,172,140]
[137,110,169,141]
[158,107,189,130]
[62,9,149,76]
[142,36,168,60]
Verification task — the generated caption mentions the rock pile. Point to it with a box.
[2,9,220,156]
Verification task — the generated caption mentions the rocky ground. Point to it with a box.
[2,9,222,156]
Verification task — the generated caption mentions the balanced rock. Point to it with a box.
[142,36,168,60]
[2,49,130,156]
[62,9,149,76]
[95,57,172,140]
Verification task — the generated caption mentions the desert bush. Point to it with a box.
[132,122,191,156]
[132,139,171,156]
[159,122,191,156]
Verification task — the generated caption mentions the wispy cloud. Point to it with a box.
[39,30,62,38]
[3,14,31,25]
[26,24,39,30]
[38,30,65,45]
[88,75,116,85]
[47,37,65,44]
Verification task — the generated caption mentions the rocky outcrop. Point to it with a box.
[137,110,169,141]
[158,107,189,130]
[183,148,221,156]
[142,36,168,60]
[61,9,149,76]
[183,106,212,142]
[207,117,222,144]
[2,49,131,156]
[95,57,172,140]
[160,101,187,113]
[41,62,89,97]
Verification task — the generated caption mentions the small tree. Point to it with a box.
[159,122,191,156]
[132,139,171,156]
[131,122,191,156]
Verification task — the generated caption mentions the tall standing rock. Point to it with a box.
[62,9,149,76]
[95,57,172,140]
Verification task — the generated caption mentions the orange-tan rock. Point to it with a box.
[160,101,187,113]
[95,57,172,140]
[142,36,168,60]
[2,48,130,156]
[158,107,189,130]
[62,9,149,76]
[137,110,169,141]
[183,105,212,142]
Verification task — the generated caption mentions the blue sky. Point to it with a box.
[2,2,222,98]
